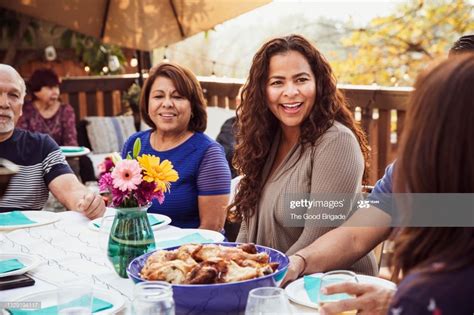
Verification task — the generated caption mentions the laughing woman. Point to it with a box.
[122,62,231,230]
[231,35,377,276]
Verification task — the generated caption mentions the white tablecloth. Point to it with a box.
[0,210,316,314]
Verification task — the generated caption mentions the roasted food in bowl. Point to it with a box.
[140,243,279,284]
[127,242,289,313]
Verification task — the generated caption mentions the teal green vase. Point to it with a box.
[107,204,156,278]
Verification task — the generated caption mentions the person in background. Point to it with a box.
[18,68,77,146]
[121,62,230,230]
[0,64,105,219]
[231,34,377,275]
[216,85,244,179]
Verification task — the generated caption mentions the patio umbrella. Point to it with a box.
[0,0,270,51]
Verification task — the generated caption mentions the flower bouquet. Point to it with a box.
[97,138,178,277]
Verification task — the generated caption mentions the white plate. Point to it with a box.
[154,228,225,248]
[6,288,125,314]
[88,213,172,232]
[285,273,396,309]
[0,211,60,231]
[60,146,91,158]
[0,253,41,278]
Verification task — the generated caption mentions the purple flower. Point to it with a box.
[134,181,156,206]
[98,157,115,177]
[111,187,129,207]
[153,189,165,205]
[133,181,166,206]
[98,173,113,191]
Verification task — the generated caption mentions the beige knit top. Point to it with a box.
[236,121,377,276]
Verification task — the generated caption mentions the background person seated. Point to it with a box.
[18,68,77,146]
[0,64,105,219]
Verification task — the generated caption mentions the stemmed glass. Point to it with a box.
[245,287,292,315]
[319,270,359,315]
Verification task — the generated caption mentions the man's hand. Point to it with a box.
[280,255,305,287]
[77,191,105,219]
[49,174,106,220]
[319,282,395,315]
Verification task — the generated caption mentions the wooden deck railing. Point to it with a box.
[59,74,412,184]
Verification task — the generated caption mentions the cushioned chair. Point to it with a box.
[77,115,137,179]
[224,176,242,242]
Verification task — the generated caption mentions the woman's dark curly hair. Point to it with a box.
[229,34,370,222]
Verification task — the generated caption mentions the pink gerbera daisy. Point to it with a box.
[111,159,142,192]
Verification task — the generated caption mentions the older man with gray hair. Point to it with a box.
[0,64,105,219]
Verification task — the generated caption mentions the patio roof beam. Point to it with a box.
[169,0,185,38]
[100,0,112,39]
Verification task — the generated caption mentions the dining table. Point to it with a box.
[0,209,318,314]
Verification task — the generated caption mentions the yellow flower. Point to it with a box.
[137,154,179,192]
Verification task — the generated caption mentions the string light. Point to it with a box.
[211,61,216,76]
[84,66,90,72]
[130,57,138,67]
[163,45,169,62]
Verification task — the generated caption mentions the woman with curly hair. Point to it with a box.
[231,34,377,276]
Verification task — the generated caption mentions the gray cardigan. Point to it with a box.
[236,121,377,276]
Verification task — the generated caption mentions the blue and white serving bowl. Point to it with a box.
[127,242,289,314]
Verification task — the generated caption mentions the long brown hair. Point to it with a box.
[140,62,207,132]
[229,34,370,221]
[391,54,474,282]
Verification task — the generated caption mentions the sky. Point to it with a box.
[155,0,408,78]
[241,0,404,26]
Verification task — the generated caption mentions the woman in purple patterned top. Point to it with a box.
[18,68,78,146]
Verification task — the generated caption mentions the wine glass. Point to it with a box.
[319,270,359,315]
[245,287,292,315]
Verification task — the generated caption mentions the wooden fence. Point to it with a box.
[59,74,412,184]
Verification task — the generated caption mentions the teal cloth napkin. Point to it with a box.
[93,214,164,228]
[304,275,321,303]
[0,258,25,274]
[8,297,113,315]
[156,232,214,248]
[60,146,85,153]
[0,211,37,226]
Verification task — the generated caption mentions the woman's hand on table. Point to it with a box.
[280,254,305,287]
[319,282,395,315]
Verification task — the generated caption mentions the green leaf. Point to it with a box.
[126,153,133,160]
[133,138,141,159]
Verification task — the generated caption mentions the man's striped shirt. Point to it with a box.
[0,129,72,212]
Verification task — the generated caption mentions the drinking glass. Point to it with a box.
[132,281,175,315]
[319,270,359,315]
[98,215,115,253]
[57,278,93,315]
[245,287,292,315]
